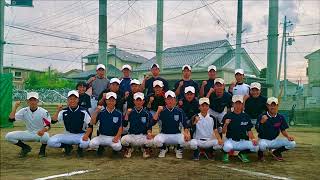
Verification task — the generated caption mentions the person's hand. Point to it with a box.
[125,91,130,99]
[287,136,294,141]
[157,106,164,113]
[208,87,215,94]
[193,116,200,124]
[82,135,89,141]
[260,115,268,124]
[184,131,191,142]
[225,119,231,125]
[218,139,224,145]
[14,101,21,108]
[202,80,208,87]
[113,136,120,143]
[179,81,184,87]
[147,132,153,140]
[88,76,96,83]
[96,105,103,112]
[57,104,63,112]
[229,81,236,92]
[251,138,258,146]
[178,100,183,107]
[149,96,154,103]
[37,129,45,136]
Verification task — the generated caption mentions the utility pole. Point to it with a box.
[81,57,84,72]
[156,0,164,71]
[277,16,286,96]
[235,0,243,69]
[98,0,108,74]
[0,0,5,75]
[266,0,279,96]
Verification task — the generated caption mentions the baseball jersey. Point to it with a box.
[58,106,91,134]
[193,113,218,140]
[157,107,188,134]
[145,93,166,112]
[145,77,169,95]
[203,79,215,97]
[79,93,91,110]
[245,95,267,119]
[98,89,125,112]
[231,83,250,96]
[174,79,200,100]
[180,98,200,121]
[123,108,154,135]
[96,108,122,136]
[256,112,289,140]
[222,112,253,141]
[126,92,135,109]
[15,107,51,133]
[120,77,132,93]
[88,77,110,99]
[209,92,232,113]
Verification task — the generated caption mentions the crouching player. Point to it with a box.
[190,97,223,160]
[89,92,123,157]
[222,95,258,163]
[121,92,154,158]
[5,92,51,158]
[256,97,296,161]
[153,90,190,159]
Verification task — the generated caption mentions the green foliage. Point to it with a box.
[25,70,76,89]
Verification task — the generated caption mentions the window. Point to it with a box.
[14,71,22,78]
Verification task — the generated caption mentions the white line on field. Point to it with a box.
[34,169,100,180]
[218,165,293,180]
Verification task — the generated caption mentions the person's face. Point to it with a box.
[122,69,130,77]
[235,73,244,82]
[250,88,261,98]
[154,86,163,95]
[267,103,278,114]
[110,83,120,92]
[134,98,144,108]
[165,96,176,108]
[214,83,225,94]
[68,96,79,108]
[182,69,191,79]
[199,103,209,113]
[185,92,195,102]
[131,84,140,93]
[77,85,86,94]
[233,101,243,113]
[27,98,39,109]
[208,70,216,79]
[151,67,160,76]
[96,68,105,77]
[106,97,116,109]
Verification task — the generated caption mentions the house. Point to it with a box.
[305,49,320,97]
[3,66,45,89]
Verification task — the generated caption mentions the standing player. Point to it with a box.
[228,69,250,96]
[87,64,110,114]
[222,95,258,163]
[179,86,199,129]
[125,79,141,109]
[89,92,123,157]
[190,98,223,160]
[174,64,200,100]
[153,90,190,159]
[76,81,91,110]
[120,64,133,93]
[256,97,296,161]
[48,90,92,157]
[245,82,267,124]
[145,80,166,116]
[121,92,154,158]
[200,65,217,97]
[5,92,51,158]
[141,63,169,95]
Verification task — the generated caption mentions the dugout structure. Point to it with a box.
[0,73,13,128]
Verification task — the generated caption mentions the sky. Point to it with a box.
[3,0,320,84]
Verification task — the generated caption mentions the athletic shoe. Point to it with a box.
[143,148,151,158]
[258,151,265,162]
[175,149,183,159]
[271,150,284,161]
[238,152,250,163]
[97,146,105,157]
[192,149,200,161]
[64,145,73,156]
[124,148,133,158]
[158,148,168,158]
[222,153,229,163]
[77,147,84,158]
[19,145,32,158]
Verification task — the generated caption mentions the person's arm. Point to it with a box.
[37,111,52,136]
[52,105,63,124]
[174,81,184,97]
[153,106,163,121]
[140,76,149,92]
[9,101,22,122]
[82,111,93,141]
[280,116,293,141]
[86,76,96,88]
[212,116,223,144]
[200,81,207,97]
[222,117,230,134]
[281,130,294,141]
[123,108,132,127]
[113,117,123,143]
[248,130,257,145]
[147,96,154,109]
[206,88,215,98]
[91,105,103,125]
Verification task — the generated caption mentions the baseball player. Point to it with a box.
[121,92,154,158]
[245,82,267,124]
[222,95,258,163]
[125,79,141,109]
[174,64,200,100]
[89,92,123,157]
[153,90,190,159]
[200,65,217,97]
[190,98,223,160]
[228,69,250,96]
[76,81,91,110]
[145,80,166,116]
[120,64,133,93]
[86,64,110,114]
[48,90,92,157]
[5,92,51,158]
[141,63,169,95]
[256,97,296,161]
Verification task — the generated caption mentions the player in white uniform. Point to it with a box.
[5,92,51,158]
[228,69,250,96]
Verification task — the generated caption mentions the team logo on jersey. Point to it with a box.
[141,117,147,123]
[241,122,248,126]
[174,115,179,121]
[113,117,119,123]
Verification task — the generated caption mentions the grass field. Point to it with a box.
[1,123,320,180]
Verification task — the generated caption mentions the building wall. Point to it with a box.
[3,68,44,89]
[308,58,320,87]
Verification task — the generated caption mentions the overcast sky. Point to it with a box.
[3,0,320,83]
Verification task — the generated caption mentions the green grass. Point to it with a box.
[1,123,320,180]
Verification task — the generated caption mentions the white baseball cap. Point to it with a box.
[232,95,244,103]
[122,64,132,71]
[250,82,261,90]
[67,90,79,98]
[214,78,225,85]
[182,64,192,71]
[208,65,217,72]
[199,97,210,105]
[153,80,164,88]
[165,90,176,98]
[96,64,106,70]
[133,92,145,100]
[150,63,160,69]
[184,86,195,94]
[235,69,244,75]
[130,79,141,85]
[267,97,278,105]
[27,92,39,100]
[105,92,117,100]
[110,78,121,84]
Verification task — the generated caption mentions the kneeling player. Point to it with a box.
[121,92,154,158]
[256,97,296,161]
